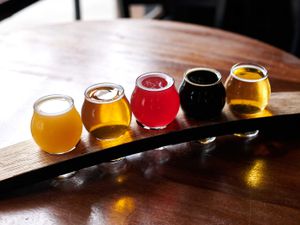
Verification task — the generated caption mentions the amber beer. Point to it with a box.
[225,63,271,115]
[81,83,131,139]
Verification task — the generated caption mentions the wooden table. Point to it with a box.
[0,19,300,224]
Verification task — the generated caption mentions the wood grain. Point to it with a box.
[0,20,300,225]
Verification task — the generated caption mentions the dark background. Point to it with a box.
[119,0,299,57]
[0,0,299,57]
[164,0,295,55]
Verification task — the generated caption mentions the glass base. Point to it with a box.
[55,171,77,179]
[154,147,170,164]
[143,147,170,164]
[43,146,76,155]
[101,158,128,174]
[198,137,216,144]
[136,120,167,130]
[234,130,259,138]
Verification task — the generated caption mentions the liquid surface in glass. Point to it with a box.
[141,76,168,89]
[81,84,131,140]
[179,68,225,119]
[226,66,271,115]
[31,96,82,154]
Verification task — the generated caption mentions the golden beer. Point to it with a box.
[225,63,271,115]
[81,83,131,140]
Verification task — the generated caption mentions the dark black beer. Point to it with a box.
[179,68,226,119]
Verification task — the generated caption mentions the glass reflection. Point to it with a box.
[91,130,133,150]
[115,175,127,184]
[90,131,133,174]
[232,108,273,119]
[246,160,265,188]
[232,109,273,138]
[113,197,136,214]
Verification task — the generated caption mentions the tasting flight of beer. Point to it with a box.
[30,63,271,154]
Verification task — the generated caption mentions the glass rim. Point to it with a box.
[183,67,222,87]
[33,94,74,116]
[230,63,268,82]
[84,82,125,104]
[136,72,174,92]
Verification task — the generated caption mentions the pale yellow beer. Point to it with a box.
[225,63,271,115]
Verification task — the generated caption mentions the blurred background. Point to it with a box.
[0,0,299,57]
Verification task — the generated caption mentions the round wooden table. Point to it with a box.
[0,20,300,224]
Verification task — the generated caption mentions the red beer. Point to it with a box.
[131,72,180,129]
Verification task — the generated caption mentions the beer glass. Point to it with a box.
[31,94,82,154]
[179,67,226,144]
[81,83,131,174]
[225,63,271,137]
[131,72,180,129]
[81,83,132,140]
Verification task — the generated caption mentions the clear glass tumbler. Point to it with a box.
[31,94,82,154]
[131,72,180,130]
[81,83,132,174]
[225,63,271,138]
[179,67,226,144]
[81,83,132,140]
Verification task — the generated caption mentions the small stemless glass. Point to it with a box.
[31,94,82,154]
[81,83,132,174]
[81,83,132,140]
[179,67,226,144]
[225,63,271,138]
[130,72,180,130]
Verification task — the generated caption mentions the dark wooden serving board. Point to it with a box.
[0,92,300,192]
